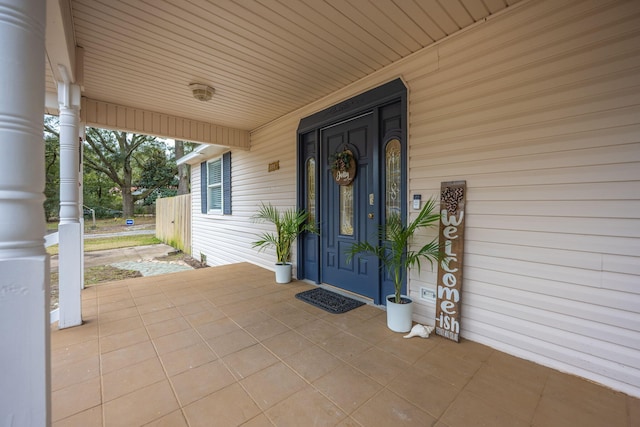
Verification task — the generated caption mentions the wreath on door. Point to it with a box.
[330,149,356,185]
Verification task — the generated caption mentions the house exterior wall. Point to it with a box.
[190,0,640,397]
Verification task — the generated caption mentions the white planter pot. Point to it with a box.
[386,294,413,333]
[274,263,292,284]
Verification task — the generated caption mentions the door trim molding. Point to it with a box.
[296,78,407,304]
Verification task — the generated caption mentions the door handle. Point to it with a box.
[368,213,374,219]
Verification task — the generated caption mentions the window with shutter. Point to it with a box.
[202,153,231,215]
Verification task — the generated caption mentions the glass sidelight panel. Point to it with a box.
[306,158,316,224]
[340,184,354,235]
[385,139,401,219]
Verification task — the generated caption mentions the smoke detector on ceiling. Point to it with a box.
[189,83,214,102]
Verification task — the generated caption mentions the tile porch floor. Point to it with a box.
[51,263,640,426]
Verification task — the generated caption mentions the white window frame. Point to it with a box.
[206,157,223,214]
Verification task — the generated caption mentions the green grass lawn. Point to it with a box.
[47,216,156,233]
[46,234,161,256]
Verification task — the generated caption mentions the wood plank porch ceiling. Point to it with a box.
[47,0,523,132]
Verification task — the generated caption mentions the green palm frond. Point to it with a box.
[347,196,443,304]
[252,202,317,264]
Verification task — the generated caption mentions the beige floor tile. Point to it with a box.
[284,345,342,382]
[183,383,261,427]
[160,342,217,376]
[97,298,136,315]
[100,339,157,374]
[313,364,383,414]
[133,292,170,306]
[177,300,218,317]
[439,337,494,364]
[294,318,342,343]
[52,405,102,427]
[102,357,166,402]
[195,317,241,340]
[169,291,204,307]
[136,299,176,315]
[261,329,313,359]
[375,332,438,364]
[265,386,346,427]
[321,312,368,331]
[240,413,276,427]
[440,389,528,427]
[348,317,396,345]
[51,320,99,350]
[318,330,371,361]
[183,307,226,326]
[463,364,542,423]
[349,346,411,385]
[52,376,101,422]
[628,395,640,427]
[352,389,436,427]
[388,369,461,418]
[413,344,481,388]
[227,309,272,327]
[335,416,362,427]
[270,306,318,328]
[153,328,202,355]
[142,409,189,426]
[52,354,100,391]
[223,344,279,379]
[485,351,548,394]
[244,316,290,341]
[170,359,236,406]
[103,380,179,426]
[51,339,99,367]
[532,371,627,427]
[141,306,182,325]
[98,292,134,305]
[99,326,149,354]
[97,306,139,324]
[98,315,144,337]
[128,284,162,299]
[146,316,191,339]
[206,329,258,357]
[240,362,307,410]
[49,265,640,427]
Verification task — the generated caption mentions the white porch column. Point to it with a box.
[0,0,50,425]
[57,82,83,328]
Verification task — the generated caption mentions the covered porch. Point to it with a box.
[52,263,639,426]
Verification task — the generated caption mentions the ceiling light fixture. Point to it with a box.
[189,83,214,102]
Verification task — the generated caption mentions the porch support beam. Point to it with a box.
[82,98,251,149]
[0,0,50,424]
[57,81,83,329]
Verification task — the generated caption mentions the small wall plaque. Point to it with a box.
[268,161,280,172]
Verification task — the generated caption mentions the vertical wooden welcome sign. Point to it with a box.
[435,181,466,342]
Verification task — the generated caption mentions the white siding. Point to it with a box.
[191,0,640,397]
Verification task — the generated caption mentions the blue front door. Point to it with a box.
[297,79,407,305]
[320,113,380,299]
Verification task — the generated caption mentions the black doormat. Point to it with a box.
[295,288,365,314]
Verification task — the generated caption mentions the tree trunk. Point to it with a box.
[122,188,134,218]
[122,147,135,217]
[175,140,189,195]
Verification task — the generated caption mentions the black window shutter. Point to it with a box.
[223,152,232,215]
[200,161,207,214]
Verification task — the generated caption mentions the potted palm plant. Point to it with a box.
[347,197,442,332]
[251,202,317,283]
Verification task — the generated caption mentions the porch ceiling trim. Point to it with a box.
[81,98,250,148]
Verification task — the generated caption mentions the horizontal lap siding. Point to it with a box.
[407,0,640,396]
[192,117,300,272]
[190,0,640,396]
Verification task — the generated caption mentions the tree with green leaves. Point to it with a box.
[83,128,177,218]
[43,116,60,221]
